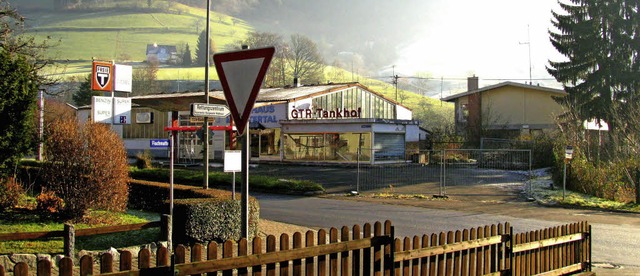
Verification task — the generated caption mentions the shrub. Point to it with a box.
[135,150,153,169]
[0,177,24,212]
[36,189,64,215]
[173,198,248,244]
[128,179,260,244]
[42,119,129,219]
[551,144,639,203]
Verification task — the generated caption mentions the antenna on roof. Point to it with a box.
[519,24,532,85]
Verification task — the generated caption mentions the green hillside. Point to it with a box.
[14,0,453,131]
[19,1,252,77]
[324,66,454,131]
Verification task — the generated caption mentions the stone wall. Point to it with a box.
[0,241,167,274]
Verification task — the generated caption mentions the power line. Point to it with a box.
[367,75,556,82]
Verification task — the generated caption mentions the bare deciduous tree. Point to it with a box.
[287,34,325,85]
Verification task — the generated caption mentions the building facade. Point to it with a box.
[442,76,567,137]
[79,83,429,164]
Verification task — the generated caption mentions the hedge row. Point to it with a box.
[129,179,260,244]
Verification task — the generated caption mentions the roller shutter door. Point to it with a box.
[373,133,405,161]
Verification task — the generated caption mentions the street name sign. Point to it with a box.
[213,47,275,135]
[150,139,170,148]
[191,103,231,117]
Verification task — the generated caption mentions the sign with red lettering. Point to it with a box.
[213,47,275,135]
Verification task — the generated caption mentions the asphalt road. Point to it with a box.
[255,193,640,275]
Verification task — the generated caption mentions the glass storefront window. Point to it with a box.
[309,87,396,120]
[283,132,371,162]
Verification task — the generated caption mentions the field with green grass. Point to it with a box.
[19,1,252,78]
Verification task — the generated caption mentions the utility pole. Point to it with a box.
[392,65,398,101]
[440,76,443,106]
[203,0,211,189]
[394,75,399,101]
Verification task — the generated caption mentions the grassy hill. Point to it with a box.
[14,0,453,131]
[18,1,252,78]
[324,67,454,130]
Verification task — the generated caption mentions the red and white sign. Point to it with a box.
[213,47,275,135]
[91,61,113,91]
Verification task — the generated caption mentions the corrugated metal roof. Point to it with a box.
[255,84,351,102]
[130,83,394,111]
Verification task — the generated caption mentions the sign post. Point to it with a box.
[214,46,275,238]
[563,145,573,200]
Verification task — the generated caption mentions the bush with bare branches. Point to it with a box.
[42,118,129,219]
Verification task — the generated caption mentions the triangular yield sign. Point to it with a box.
[214,47,275,135]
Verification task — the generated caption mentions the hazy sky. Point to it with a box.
[236,0,566,90]
[393,0,563,87]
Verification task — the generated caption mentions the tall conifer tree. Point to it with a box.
[547,0,640,154]
[195,30,215,66]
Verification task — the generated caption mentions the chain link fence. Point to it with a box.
[252,149,532,196]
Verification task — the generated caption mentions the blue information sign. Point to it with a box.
[150,139,170,148]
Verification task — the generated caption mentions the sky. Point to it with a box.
[391,0,564,89]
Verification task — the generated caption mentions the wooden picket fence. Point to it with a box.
[0,221,591,276]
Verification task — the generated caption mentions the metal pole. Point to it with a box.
[203,0,211,189]
[169,132,175,251]
[356,135,361,194]
[441,149,446,196]
[563,161,567,201]
[528,150,533,197]
[241,128,250,239]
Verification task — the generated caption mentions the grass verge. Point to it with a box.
[129,167,325,194]
[528,172,639,212]
[0,203,160,255]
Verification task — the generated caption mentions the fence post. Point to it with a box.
[161,214,171,242]
[635,169,640,204]
[64,223,75,258]
[440,149,447,196]
[508,226,514,275]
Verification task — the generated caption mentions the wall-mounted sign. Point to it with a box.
[290,107,362,119]
[150,139,170,148]
[136,112,153,124]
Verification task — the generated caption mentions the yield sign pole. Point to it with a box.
[214,46,275,238]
